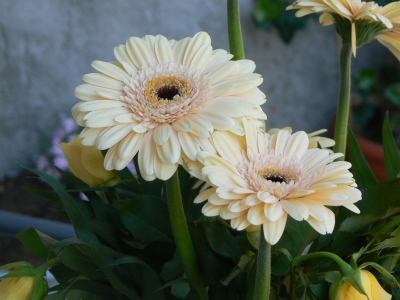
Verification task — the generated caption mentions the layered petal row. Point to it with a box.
[188,120,361,245]
[72,32,266,180]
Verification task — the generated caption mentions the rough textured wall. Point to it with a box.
[0,0,388,175]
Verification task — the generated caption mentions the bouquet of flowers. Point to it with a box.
[1,0,400,299]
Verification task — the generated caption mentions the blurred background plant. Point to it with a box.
[351,56,400,147]
[252,0,309,43]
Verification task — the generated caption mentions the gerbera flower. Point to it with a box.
[287,0,392,56]
[190,120,361,245]
[72,32,266,180]
[374,2,400,60]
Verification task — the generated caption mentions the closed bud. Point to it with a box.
[60,135,117,186]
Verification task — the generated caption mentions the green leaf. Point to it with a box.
[338,214,381,233]
[161,255,184,282]
[68,279,121,300]
[369,226,400,251]
[275,217,319,256]
[142,267,166,300]
[116,196,173,244]
[271,251,290,276]
[190,225,234,286]
[347,126,378,189]
[17,227,57,260]
[203,221,242,262]
[383,113,400,179]
[220,252,254,286]
[49,265,80,284]
[23,187,61,204]
[357,178,400,215]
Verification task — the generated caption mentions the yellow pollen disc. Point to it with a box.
[144,75,191,106]
[258,168,296,184]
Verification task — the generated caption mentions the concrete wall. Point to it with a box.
[0,0,388,175]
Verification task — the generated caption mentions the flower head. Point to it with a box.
[189,120,361,245]
[287,0,392,56]
[337,270,392,300]
[72,32,266,181]
[60,135,117,186]
[374,2,400,60]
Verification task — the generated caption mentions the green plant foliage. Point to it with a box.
[252,0,308,43]
[383,113,400,178]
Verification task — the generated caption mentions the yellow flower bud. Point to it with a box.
[338,270,392,300]
[0,276,34,300]
[59,135,117,186]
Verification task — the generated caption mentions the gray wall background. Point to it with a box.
[0,0,388,175]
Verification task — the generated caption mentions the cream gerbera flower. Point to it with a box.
[72,32,266,181]
[287,0,392,55]
[374,2,400,60]
[189,120,361,245]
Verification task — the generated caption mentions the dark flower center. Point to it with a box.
[263,174,286,183]
[157,86,180,100]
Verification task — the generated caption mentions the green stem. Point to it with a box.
[333,41,352,160]
[292,251,353,276]
[227,0,245,60]
[166,172,208,300]
[253,229,271,300]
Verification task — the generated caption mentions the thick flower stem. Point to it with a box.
[227,0,245,60]
[166,172,208,300]
[253,229,271,300]
[333,41,352,160]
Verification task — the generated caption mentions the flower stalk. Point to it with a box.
[292,251,353,276]
[166,172,208,300]
[333,41,352,159]
[227,0,245,60]
[253,228,271,300]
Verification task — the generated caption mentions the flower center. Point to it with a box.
[144,75,191,105]
[157,86,180,100]
[258,168,296,184]
[123,63,210,124]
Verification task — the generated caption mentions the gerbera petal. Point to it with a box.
[230,215,251,230]
[156,128,181,164]
[118,131,144,159]
[155,38,174,64]
[281,200,310,221]
[154,153,178,180]
[247,204,268,225]
[96,124,133,150]
[172,37,191,64]
[83,73,124,90]
[138,130,155,177]
[307,209,335,234]
[264,202,285,222]
[91,60,129,81]
[284,131,309,160]
[194,188,216,203]
[126,36,156,68]
[263,213,287,245]
[202,202,223,217]
[183,32,211,66]
[190,44,212,69]
[178,131,200,161]
[211,131,243,165]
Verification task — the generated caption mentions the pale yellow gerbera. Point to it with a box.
[189,120,361,245]
[72,32,266,180]
[287,0,392,55]
[374,2,400,60]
